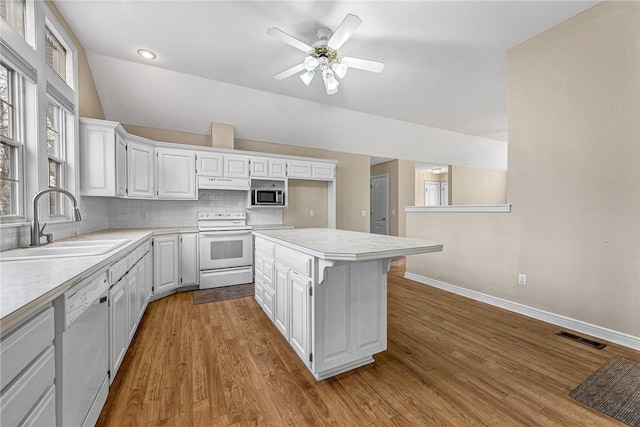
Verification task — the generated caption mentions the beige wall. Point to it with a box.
[449,166,507,205]
[46,1,104,119]
[406,2,640,337]
[415,171,449,206]
[236,139,370,232]
[371,160,415,237]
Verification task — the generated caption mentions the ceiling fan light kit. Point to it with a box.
[268,14,384,95]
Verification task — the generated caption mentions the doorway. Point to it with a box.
[424,181,441,206]
[370,173,389,235]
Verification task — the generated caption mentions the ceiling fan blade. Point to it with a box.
[273,63,306,80]
[341,56,384,73]
[267,28,312,53]
[327,14,362,50]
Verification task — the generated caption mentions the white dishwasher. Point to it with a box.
[54,269,109,427]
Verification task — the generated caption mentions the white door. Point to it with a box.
[289,271,310,363]
[249,157,269,177]
[127,141,155,199]
[370,174,388,235]
[424,181,441,206]
[274,263,289,339]
[156,148,196,199]
[143,252,153,307]
[269,159,287,178]
[286,160,312,179]
[312,163,336,181]
[126,264,139,342]
[154,235,179,294]
[197,152,223,176]
[115,133,127,197]
[440,182,449,206]
[109,278,127,383]
[180,233,199,287]
[224,155,249,178]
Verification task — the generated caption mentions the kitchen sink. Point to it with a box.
[0,239,131,261]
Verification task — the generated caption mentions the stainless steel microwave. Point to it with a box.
[252,189,285,206]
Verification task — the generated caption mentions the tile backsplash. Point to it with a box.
[1,190,282,251]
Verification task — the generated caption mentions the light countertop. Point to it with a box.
[252,228,443,261]
[0,227,196,334]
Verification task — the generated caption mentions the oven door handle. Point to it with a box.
[199,230,252,237]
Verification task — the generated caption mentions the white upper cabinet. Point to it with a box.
[80,119,125,197]
[127,139,155,199]
[312,162,336,180]
[224,154,249,178]
[196,152,223,177]
[249,156,287,179]
[156,148,196,199]
[286,160,312,179]
[115,133,127,197]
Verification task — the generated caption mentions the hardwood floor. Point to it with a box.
[97,264,640,426]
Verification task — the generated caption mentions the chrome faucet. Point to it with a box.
[30,187,82,246]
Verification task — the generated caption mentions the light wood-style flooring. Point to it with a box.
[97,263,640,426]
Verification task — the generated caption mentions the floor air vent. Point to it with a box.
[557,331,606,349]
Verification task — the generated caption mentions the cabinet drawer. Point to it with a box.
[262,288,274,321]
[0,345,55,427]
[110,256,128,284]
[255,239,275,257]
[275,245,313,277]
[21,384,55,427]
[0,306,54,390]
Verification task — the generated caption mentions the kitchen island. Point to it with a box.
[252,228,443,380]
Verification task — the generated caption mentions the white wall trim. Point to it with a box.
[404,271,640,351]
[404,204,511,213]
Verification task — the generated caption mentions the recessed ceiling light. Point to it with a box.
[137,49,157,60]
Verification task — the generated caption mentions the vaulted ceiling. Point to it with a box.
[55,1,597,169]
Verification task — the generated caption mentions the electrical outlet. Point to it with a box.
[361,210,367,217]
[392,209,396,215]
[518,273,527,286]
[309,209,315,217]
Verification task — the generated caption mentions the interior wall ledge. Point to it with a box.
[404,204,511,213]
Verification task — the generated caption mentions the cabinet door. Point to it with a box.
[109,279,127,382]
[269,159,287,178]
[137,256,147,320]
[127,140,155,198]
[197,152,223,177]
[224,155,249,178]
[180,233,199,287]
[249,157,269,177]
[312,162,336,181]
[274,263,289,339]
[79,124,116,196]
[154,235,179,294]
[115,132,127,197]
[289,271,310,363]
[286,160,312,179]
[143,252,153,306]
[126,266,139,342]
[157,148,196,199]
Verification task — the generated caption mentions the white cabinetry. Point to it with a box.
[127,139,155,199]
[80,118,127,197]
[109,278,127,380]
[289,270,310,362]
[249,156,287,178]
[197,152,223,176]
[286,160,312,179]
[156,148,196,199]
[0,306,55,427]
[287,159,336,181]
[312,162,336,180]
[154,234,180,294]
[274,262,290,339]
[126,265,139,342]
[224,154,250,178]
[180,233,199,287]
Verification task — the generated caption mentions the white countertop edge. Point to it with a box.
[405,204,511,213]
[252,231,443,261]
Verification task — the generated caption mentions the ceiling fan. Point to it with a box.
[267,14,384,95]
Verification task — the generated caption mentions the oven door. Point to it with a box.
[199,230,253,270]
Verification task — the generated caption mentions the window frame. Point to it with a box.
[0,61,26,223]
[45,97,67,218]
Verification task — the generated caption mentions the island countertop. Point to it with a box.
[252,228,443,261]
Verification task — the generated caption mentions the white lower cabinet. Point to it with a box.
[0,306,56,427]
[154,234,180,294]
[126,264,139,343]
[289,271,310,362]
[142,252,153,314]
[274,262,290,339]
[180,233,199,287]
[109,278,127,383]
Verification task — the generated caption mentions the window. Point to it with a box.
[0,63,23,219]
[45,27,66,82]
[0,0,25,38]
[46,100,66,217]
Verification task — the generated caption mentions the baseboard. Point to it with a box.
[404,272,640,351]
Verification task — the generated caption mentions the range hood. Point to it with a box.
[198,176,250,191]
